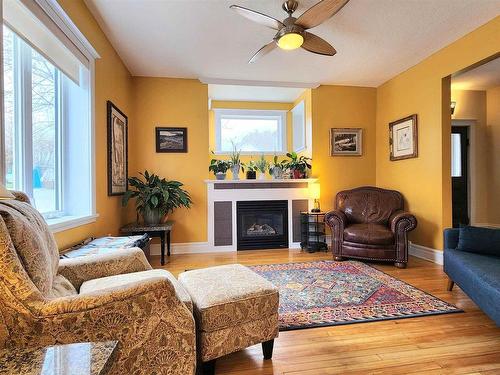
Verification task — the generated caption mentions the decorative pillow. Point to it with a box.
[457,226,500,256]
[0,200,59,296]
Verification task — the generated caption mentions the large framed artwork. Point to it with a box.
[107,101,128,196]
[330,128,363,156]
[389,114,418,161]
[155,127,188,153]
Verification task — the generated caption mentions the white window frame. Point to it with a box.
[214,108,287,155]
[0,0,100,232]
[292,100,306,152]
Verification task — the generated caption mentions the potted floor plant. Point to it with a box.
[285,152,312,179]
[209,157,230,180]
[122,170,192,225]
[255,154,269,180]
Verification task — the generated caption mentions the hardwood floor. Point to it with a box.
[151,250,500,375]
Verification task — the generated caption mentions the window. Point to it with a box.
[2,0,99,231]
[215,109,287,153]
[292,100,305,152]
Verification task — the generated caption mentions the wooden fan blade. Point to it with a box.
[296,0,349,29]
[249,41,277,63]
[230,5,284,30]
[301,32,336,56]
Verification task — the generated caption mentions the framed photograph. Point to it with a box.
[107,101,128,196]
[156,127,188,153]
[330,128,363,156]
[389,114,418,161]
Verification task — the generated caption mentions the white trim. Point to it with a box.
[48,213,98,233]
[409,242,443,265]
[0,1,5,185]
[199,77,320,89]
[473,223,500,229]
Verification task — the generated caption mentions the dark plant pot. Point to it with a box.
[143,208,162,225]
[246,171,256,179]
[292,169,305,179]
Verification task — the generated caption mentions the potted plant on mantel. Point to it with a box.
[285,152,312,179]
[269,155,287,179]
[229,143,245,180]
[209,156,230,180]
[122,170,192,225]
[255,154,269,180]
[246,161,258,179]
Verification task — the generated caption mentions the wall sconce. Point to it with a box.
[309,182,321,212]
[451,101,456,115]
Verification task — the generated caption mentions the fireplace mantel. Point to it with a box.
[206,178,316,251]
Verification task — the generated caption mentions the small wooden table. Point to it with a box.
[120,222,173,265]
[0,341,118,375]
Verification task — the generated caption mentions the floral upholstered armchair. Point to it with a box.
[0,192,196,375]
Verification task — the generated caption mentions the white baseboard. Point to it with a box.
[473,223,500,229]
[409,242,443,265]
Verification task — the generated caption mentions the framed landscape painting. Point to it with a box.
[107,101,128,196]
[330,128,363,156]
[389,114,418,161]
[156,127,188,153]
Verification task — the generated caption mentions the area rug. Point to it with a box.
[249,260,462,331]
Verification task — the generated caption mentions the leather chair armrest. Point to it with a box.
[389,211,417,234]
[325,210,347,256]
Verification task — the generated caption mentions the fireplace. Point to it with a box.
[237,200,288,250]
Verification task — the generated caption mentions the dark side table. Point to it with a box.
[300,212,328,252]
[120,222,173,265]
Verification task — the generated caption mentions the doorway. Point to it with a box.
[451,126,469,227]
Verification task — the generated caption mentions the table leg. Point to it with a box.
[160,234,165,266]
[167,230,171,257]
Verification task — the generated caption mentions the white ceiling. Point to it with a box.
[208,84,304,102]
[85,0,500,87]
[451,57,500,90]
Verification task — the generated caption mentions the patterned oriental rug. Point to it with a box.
[249,260,461,331]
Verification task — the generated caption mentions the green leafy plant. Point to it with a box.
[285,152,312,178]
[246,160,258,172]
[209,154,230,175]
[255,154,269,173]
[122,170,192,223]
[228,141,245,172]
[268,155,287,174]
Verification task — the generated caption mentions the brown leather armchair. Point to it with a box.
[325,186,417,268]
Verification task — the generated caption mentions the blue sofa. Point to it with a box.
[444,227,500,326]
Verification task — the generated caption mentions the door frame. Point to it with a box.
[451,119,475,224]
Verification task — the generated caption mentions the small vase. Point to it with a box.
[143,208,161,225]
[246,171,256,179]
[271,167,282,179]
[292,169,304,179]
[258,172,266,180]
[231,164,240,180]
[215,172,226,180]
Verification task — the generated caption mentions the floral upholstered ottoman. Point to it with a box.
[178,264,279,375]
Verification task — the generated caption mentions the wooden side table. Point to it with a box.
[120,222,173,265]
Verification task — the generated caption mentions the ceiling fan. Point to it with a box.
[230,0,349,63]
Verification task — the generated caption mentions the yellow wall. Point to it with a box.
[130,78,209,243]
[486,86,500,225]
[376,16,500,249]
[451,89,488,224]
[312,85,377,212]
[54,0,134,249]
[208,100,293,179]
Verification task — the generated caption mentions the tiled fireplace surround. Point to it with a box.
[206,179,317,251]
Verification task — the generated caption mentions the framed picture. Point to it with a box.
[389,114,418,161]
[156,127,188,153]
[330,128,363,156]
[107,101,128,196]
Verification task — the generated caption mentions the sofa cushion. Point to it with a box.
[457,226,500,256]
[178,264,279,332]
[79,269,193,312]
[444,249,500,325]
[0,200,59,296]
[344,223,394,245]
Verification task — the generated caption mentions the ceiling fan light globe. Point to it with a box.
[277,32,304,50]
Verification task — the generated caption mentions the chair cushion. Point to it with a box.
[344,223,394,245]
[457,226,500,256]
[0,199,59,296]
[79,269,193,312]
[178,264,279,332]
